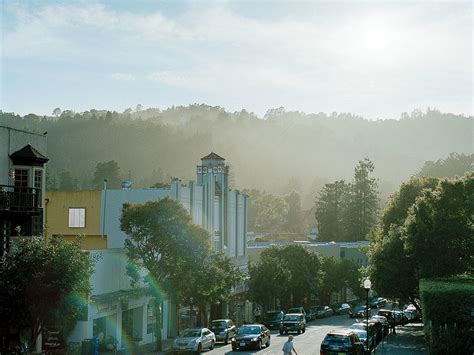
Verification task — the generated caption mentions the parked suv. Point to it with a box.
[320,330,365,355]
[287,307,306,316]
[280,313,306,335]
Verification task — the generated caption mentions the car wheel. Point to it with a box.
[210,340,215,350]
[196,343,202,353]
[257,340,262,350]
[224,334,229,345]
[279,330,284,335]
[266,338,270,347]
[232,346,237,351]
[302,326,306,333]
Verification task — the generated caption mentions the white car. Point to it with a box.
[172,328,216,353]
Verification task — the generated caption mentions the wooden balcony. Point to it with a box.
[0,185,42,212]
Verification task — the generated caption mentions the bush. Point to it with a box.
[419,275,474,355]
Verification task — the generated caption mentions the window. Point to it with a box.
[34,169,43,189]
[69,208,85,228]
[14,169,29,188]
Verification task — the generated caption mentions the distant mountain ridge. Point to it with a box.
[1,105,472,207]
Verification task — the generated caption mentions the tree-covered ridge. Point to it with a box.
[1,106,471,207]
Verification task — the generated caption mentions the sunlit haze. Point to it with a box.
[1,1,472,119]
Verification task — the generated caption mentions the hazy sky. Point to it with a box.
[1,1,472,119]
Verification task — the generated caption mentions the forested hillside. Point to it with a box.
[1,105,472,208]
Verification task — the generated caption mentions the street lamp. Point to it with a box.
[363,278,371,352]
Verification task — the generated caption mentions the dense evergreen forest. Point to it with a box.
[1,105,472,211]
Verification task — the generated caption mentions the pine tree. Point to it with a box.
[345,158,379,240]
[315,180,348,241]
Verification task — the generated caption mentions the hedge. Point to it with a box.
[419,275,474,355]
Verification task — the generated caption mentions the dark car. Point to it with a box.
[320,330,365,355]
[315,306,333,318]
[378,309,396,327]
[263,311,284,330]
[333,303,352,315]
[350,306,369,319]
[209,319,236,344]
[350,322,376,350]
[231,324,270,351]
[280,313,306,335]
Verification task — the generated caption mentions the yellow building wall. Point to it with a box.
[45,191,107,249]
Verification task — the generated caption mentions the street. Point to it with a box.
[205,315,355,355]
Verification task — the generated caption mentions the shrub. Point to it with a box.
[419,275,474,355]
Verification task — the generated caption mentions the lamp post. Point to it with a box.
[363,278,371,352]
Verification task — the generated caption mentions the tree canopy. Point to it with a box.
[315,159,379,241]
[368,173,474,310]
[0,236,94,349]
[121,198,240,348]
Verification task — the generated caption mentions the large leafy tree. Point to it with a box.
[121,198,240,349]
[0,236,94,350]
[315,180,349,241]
[368,174,474,311]
[244,189,289,232]
[249,245,322,310]
[319,257,364,304]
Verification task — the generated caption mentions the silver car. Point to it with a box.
[172,328,216,353]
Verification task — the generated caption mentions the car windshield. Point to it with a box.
[323,334,351,346]
[181,329,201,338]
[354,306,366,312]
[210,321,227,329]
[237,326,260,335]
[265,312,281,320]
[283,315,300,321]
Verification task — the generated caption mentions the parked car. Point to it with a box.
[304,308,314,322]
[376,297,387,307]
[231,324,270,351]
[287,307,306,316]
[263,311,285,330]
[280,313,306,335]
[172,328,215,353]
[366,318,384,343]
[392,310,408,326]
[314,306,333,318]
[371,315,389,337]
[320,330,365,355]
[333,303,352,315]
[349,306,369,319]
[350,322,376,350]
[208,319,236,344]
[350,329,371,353]
[369,298,379,309]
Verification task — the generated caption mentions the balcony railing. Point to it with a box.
[0,185,42,212]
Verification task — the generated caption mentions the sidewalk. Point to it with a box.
[373,323,428,355]
[114,338,174,355]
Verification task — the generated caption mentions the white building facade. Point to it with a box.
[66,153,247,349]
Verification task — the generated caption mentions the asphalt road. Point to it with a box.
[205,315,356,355]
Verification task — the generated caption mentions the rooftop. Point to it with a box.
[201,152,225,161]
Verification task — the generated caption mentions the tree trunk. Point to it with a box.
[154,298,162,351]
[408,297,422,314]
